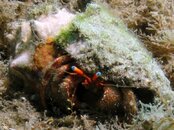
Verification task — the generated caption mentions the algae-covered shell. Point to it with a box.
[54,3,174,104]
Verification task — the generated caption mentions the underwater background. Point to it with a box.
[0,0,174,129]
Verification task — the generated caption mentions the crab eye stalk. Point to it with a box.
[71,66,76,71]
[92,71,102,81]
[96,72,102,76]
[71,66,86,77]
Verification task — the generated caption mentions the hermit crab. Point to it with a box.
[40,49,138,118]
[8,3,174,121]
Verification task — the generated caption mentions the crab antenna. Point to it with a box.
[92,71,102,81]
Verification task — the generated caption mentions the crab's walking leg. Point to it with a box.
[121,88,137,120]
[97,86,121,112]
[44,55,72,81]
[55,75,84,110]
[40,55,72,108]
[40,64,70,108]
[52,55,72,68]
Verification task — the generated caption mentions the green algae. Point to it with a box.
[54,24,79,48]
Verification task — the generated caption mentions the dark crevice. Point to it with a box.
[133,88,155,104]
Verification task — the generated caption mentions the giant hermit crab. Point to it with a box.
[38,39,138,120]
[9,3,174,121]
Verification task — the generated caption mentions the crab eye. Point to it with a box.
[96,72,102,77]
[71,66,76,71]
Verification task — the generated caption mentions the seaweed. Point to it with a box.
[54,23,79,48]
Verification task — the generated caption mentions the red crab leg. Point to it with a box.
[52,55,72,68]
[44,55,72,81]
